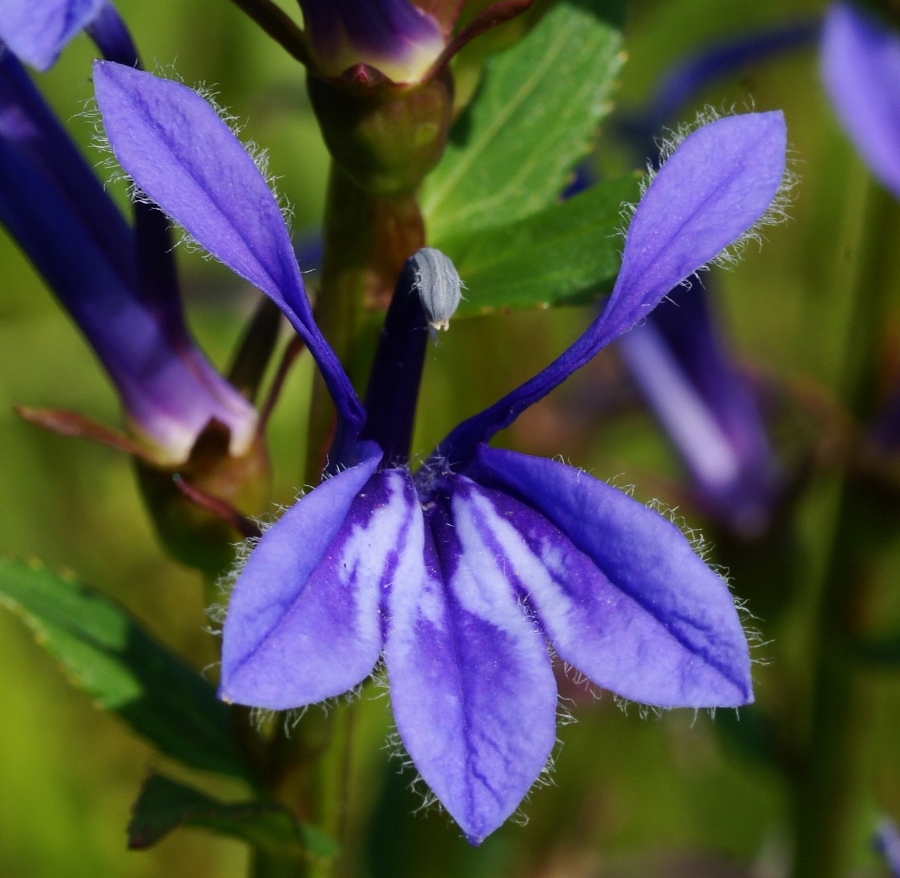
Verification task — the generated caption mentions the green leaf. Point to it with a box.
[128,773,338,860]
[442,174,639,315]
[423,0,623,242]
[0,557,252,781]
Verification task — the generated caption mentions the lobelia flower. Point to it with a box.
[0,3,257,467]
[0,2,268,572]
[94,60,787,843]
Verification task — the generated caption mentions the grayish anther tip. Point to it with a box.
[410,247,463,332]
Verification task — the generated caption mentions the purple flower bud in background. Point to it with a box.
[298,0,446,83]
[93,60,786,844]
[0,13,257,465]
[821,3,900,451]
[297,0,534,85]
[821,2,900,200]
[618,282,782,538]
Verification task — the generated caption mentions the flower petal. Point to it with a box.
[220,448,420,709]
[0,56,255,462]
[435,112,786,467]
[473,447,753,708]
[385,477,557,844]
[0,0,104,70]
[93,61,365,437]
[93,62,307,324]
[596,111,787,346]
[821,3,900,198]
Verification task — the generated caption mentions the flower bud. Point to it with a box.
[298,0,447,85]
[306,70,453,195]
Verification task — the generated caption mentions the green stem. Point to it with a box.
[790,175,895,878]
[225,0,310,65]
[305,162,425,481]
[790,484,872,878]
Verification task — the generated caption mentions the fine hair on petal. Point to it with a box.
[89,62,296,252]
[612,693,665,721]
[560,661,604,703]
[645,496,769,677]
[209,479,315,628]
[616,104,798,273]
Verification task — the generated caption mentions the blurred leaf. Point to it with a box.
[442,174,639,315]
[0,557,253,781]
[128,773,338,859]
[423,0,623,241]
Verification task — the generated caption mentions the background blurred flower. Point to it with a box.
[821,2,900,201]
[618,282,782,537]
[0,39,257,467]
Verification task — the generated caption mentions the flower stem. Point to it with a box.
[789,174,895,878]
[225,0,310,65]
[305,162,425,480]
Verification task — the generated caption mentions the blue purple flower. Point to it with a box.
[94,61,786,843]
[821,2,900,200]
[0,0,105,70]
[0,4,258,466]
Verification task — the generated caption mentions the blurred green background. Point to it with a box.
[3,0,900,875]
